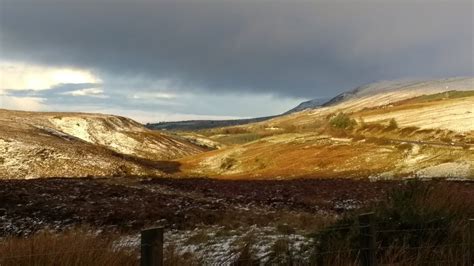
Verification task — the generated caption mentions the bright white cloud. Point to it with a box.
[132,92,177,100]
[0,61,101,91]
[0,96,46,111]
[62,87,107,98]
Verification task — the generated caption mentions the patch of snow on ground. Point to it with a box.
[49,117,93,142]
[416,162,472,178]
[115,225,314,265]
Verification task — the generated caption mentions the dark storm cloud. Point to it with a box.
[1,0,472,98]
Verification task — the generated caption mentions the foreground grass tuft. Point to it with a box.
[313,180,473,265]
[0,229,138,266]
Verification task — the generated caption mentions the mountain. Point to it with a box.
[178,77,474,180]
[146,116,277,131]
[0,110,205,179]
[144,98,327,131]
[147,78,473,132]
[283,98,329,114]
[321,77,473,107]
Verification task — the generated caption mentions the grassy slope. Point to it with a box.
[0,109,205,179]
[178,92,474,179]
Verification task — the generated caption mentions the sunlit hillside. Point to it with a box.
[0,110,205,179]
[179,78,474,179]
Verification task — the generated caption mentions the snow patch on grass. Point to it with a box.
[50,117,93,142]
[116,225,314,265]
[416,162,472,178]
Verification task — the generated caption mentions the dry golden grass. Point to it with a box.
[178,92,473,180]
[179,135,404,179]
[0,229,138,266]
[313,181,473,265]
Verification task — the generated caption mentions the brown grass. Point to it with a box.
[0,229,138,266]
[313,181,474,265]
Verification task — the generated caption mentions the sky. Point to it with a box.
[0,0,472,123]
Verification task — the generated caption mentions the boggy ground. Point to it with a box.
[2,177,472,237]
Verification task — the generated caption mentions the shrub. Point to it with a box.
[220,157,237,170]
[329,113,357,129]
[387,118,398,130]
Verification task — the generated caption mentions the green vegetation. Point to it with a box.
[406,90,474,103]
[329,113,357,129]
[387,118,398,130]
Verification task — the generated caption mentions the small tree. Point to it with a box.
[329,113,357,129]
[387,118,398,130]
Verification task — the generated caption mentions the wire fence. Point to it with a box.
[1,215,473,266]
[310,218,472,266]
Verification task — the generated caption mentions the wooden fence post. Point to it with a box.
[316,233,326,266]
[141,227,164,266]
[469,219,474,266]
[359,213,377,266]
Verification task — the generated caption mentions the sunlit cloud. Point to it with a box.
[0,61,101,91]
[0,96,46,111]
[61,87,107,98]
[132,92,177,100]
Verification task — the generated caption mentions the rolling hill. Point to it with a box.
[178,77,474,180]
[146,78,472,131]
[1,77,472,180]
[0,110,205,179]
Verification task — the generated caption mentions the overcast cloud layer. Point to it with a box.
[0,0,473,122]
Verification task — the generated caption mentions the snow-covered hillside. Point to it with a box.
[0,110,204,179]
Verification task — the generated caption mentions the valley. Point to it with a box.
[1,77,473,265]
[1,78,473,180]
[2,1,472,263]
[178,78,474,180]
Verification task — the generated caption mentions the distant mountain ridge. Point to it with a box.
[179,77,474,179]
[146,98,328,131]
[283,98,330,114]
[146,116,278,131]
[146,77,473,131]
[322,77,473,107]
